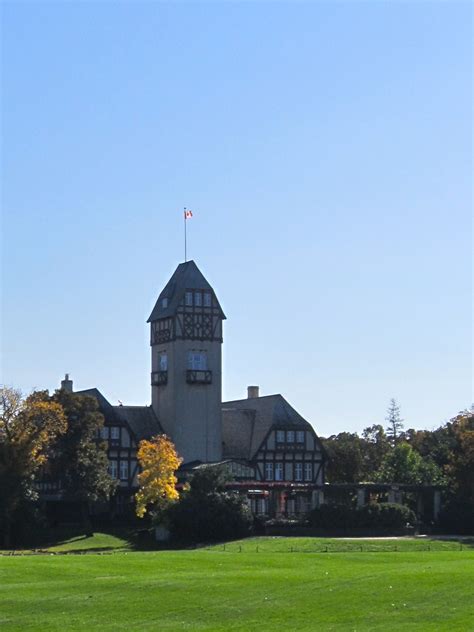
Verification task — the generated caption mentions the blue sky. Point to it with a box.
[2,1,472,436]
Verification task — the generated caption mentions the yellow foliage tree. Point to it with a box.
[0,387,68,546]
[135,435,182,518]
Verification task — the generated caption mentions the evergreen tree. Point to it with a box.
[385,398,404,444]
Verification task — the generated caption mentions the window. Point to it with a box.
[109,461,118,479]
[159,352,168,371]
[100,427,108,440]
[162,298,168,308]
[187,351,207,370]
[294,462,303,481]
[304,463,313,481]
[119,461,129,481]
[185,292,193,306]
[110,427,120,441]
[265,462,274,481]
[287,430,295,443]
[275,463,283,481]
[276,430,285,444]
[194,292,202,306]
[204,292,212,307]
[296,430,305,444]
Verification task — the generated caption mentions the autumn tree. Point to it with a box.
[135,435,182,519]
[385,398,404,445]
[444,409,474,503]
[50,390,117,531]
[0,387,67,547]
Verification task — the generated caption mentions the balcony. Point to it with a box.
[151,370,168,386]
[186,369,212,384]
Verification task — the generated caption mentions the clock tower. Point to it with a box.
[148,260,225,463]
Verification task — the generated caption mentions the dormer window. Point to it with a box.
[195,292,202,306]
[185,292,193,306]
[162,298,168,308]
[204,292,212,307]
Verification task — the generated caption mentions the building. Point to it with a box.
[53,260,327,517]
[48,260,443,523]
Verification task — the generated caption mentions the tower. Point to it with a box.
[148,261,226,463]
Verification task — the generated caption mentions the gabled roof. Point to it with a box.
[222,394,323,460]
[74,388,162,442]
[147,260,226,322]
[113,405,162,441]
[74,388,123,424]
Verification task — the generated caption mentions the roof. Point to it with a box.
[222,394,322,460]
[147,260,226,322]
[74,388,123,424]
[74,388,162,441]
[113,405,162,441]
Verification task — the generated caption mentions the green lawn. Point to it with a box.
[3,530,473,555]
[1,539,473,631]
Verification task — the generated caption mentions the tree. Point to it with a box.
[361,424,390,478]
[321,432,365,483]
[444,409,474,504]
[385,398,404,445]
[135,435,182,519]
[51,390,116,529]
[165,466,252,542]
[374,442,445,485]
[0,387,67,547]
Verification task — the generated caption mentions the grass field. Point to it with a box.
[1,536,473,631]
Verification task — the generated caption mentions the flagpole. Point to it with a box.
[184,207,187,262]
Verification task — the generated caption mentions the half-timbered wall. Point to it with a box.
[151,289,223,463]
[254,428,324,484]
[102,424,140,490]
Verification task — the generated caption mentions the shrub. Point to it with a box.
[164,466,252,542]
[308,504,354,530]
[438,501,474,535]
[308,502,416,531]
[166,491,252,542]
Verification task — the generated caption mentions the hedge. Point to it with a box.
[308,502,416,531]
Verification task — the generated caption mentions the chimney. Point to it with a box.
[61,373,73,393]
[247,385,259,399]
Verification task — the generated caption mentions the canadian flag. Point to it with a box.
[184,209,193,219]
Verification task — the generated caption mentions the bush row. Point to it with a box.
[308,502,417,530]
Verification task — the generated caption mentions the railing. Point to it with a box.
[186,369,212,384]
[151,370,168,386]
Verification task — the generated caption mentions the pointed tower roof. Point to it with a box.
[147,260,226,322]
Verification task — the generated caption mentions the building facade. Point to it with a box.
[52,260,327,517]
